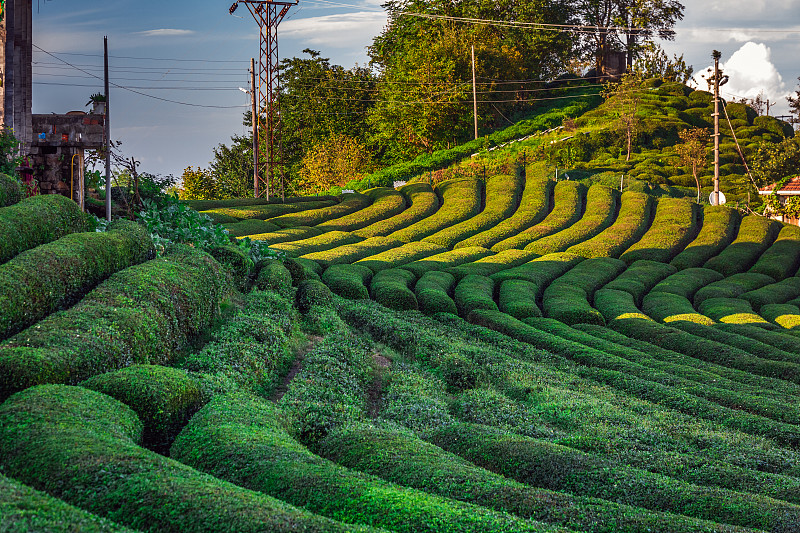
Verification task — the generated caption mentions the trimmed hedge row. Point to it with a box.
[740,277,800,311]
[760,303,800,329]
[448,249,539,280]
[244,225,323,244]
[370,268,418,311]
[697,297,769,326]
[353,183,440,238]
[173,394,559,533]
[594,288,652,322]
[414,271,458,315]
[454,275,498,318]
[285,257,324,283]
[620,197,699,264]
[642,291,713,325]
[0,173,22,207]
[0,220,154,340]
[716,323,800,356]
[492,181,586,252]
[222,218,279,237]
[694,272,776,306]
[704,215,782,276]
[499,279,542,319]
[403,246,493,278]
[319,423,746,533]
[180,195,339,212]
[456,176,553,250]
[603,260,676,305]
[302,236,404,268]
[649,267,724,299]
[0,246,227,401]
[201,199,337,223]
[566,190,653,258]
[490,252,585,298]
[749,224,800,280]
[525,184,618,256]
[269,192,372,228]
[321,264,373,299]
[672,320,800,366]
[424,173,524,248]
[0,473,134,532]
[670,206,740,270]
[428,423,800,532]
[80,365,205,454]
[0,385,365,533]
[354,241,447,273]
[316,187,407,232]
[542,257,627,325]
[388,178,483,243]
[270,230,364,257]
[0,194,88,265]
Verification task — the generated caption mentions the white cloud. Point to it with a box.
[281,11,387,48]
[134,29,196,37]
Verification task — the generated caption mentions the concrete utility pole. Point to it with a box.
[471,44,478,141]
[104,36,111,221]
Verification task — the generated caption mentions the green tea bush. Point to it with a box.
[201,199,337,222]
[0,220,154,340]
[302,236,404,268]
[321,263,373,299]
[269,193,371,228]
[670,206,741,270]
[354,183,440,238]
[296,279,334,313]
[0,385,360,533]
[0,194,88,264]
[0,246,227,401]
[415,271,458,315]
[379,362,456,432]
[448,249,539,280]
[498,279,542,319]
[694,272,776,306]
[740,277,800,311]
[222,219,279,237]
[526,184,618,256]
[403,246,493,278]
[725,102,757,124]
[208,244,251,290]
[602,260,677,305]
[620,197,699,264]
[492,181,586,252]
[753,115,794,138]
[424,173,523,248]
[355,241,447,272]
[748,224,800,280]
[0,473,135,532]
[388,178,483,243]
[704,215,782,276]
[456,176,553,249]
[642,291,713,325]
[761,303,800,329]
[0,173,22,207]
[181,195,339,212]
[270,230,364,257]
[715,323,800,356]
[254,258,293,298]
[454,275,498,318]
[285,257,323,284]
[370,268,418,311]
[80,365,205,453]
[490,252,585,299]
[245,225,323,244]
[316,188,407,232]
[649,267,724,299]
[567,191,653,258]
[594,288,652,322]
[542,257,626,325]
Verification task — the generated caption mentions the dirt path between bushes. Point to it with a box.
[271,334,322,402]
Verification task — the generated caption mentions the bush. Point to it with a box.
[542,257,626,325]
[180,195,339,212]
[403,246,493,278]
[620,197,699,264]
[693,272,775,306]
[742,277,800,311]
[424,173,524,248]
[354,183,440,238]
[0,220,154,341]
[0,173,22,207]
[670,206,741,270]
[448,249,539,280]
[302,236,404,269]
[0,246,228,401]
[208,244,251,289]
[748,224,800,280]
[492,181,586,252]
[271,230,364,257]
[594,288,652,322]
[355,241,446,273]
[245,225,324,245]
[649,267,724,299]
[456,176,553,250]
[715,323,800,355]
[761,303,800,329]
[526,185,618,256]
[370,268,418,311]
[415,271,458,315]
[269,193,371,228]
[388,178,483,243]
[0,385,361,533]
[316,187,407,232]
[454,275,497,319]
[201,199,337,222]
[0,194,88,264]
[490,252,585,299]
[296,279,334,313]
[498,279,542,319]
[284,257,323,284]
[602,260,676,305]
[642,291,713,325]
[704,215,782,276]
[725,102,757,124]
[321,264,373,299]
[567,191,653,258]
[223,219,279,237]
[254,258,293,298]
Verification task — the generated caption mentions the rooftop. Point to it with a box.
[758,176,800,195]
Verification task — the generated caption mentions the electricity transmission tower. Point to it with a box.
[230,0,297,200]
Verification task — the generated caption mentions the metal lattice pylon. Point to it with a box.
[236,0,296,199]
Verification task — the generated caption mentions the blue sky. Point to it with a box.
[31,0,800,180]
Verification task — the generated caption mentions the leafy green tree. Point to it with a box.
[296,134,374,195]
[180,166,216,200]
[603,71,643,161]
[788,77,800,129]
[209,133,254,199]
[751,138,800,188]
[634,42,693,83]
[674,127,709,202]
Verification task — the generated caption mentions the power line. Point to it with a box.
[32,50,250,63]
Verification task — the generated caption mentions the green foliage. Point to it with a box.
[181,195,339,212]
[370,268,418,311]
[751,137,800,189]
[321,263,373,299]
[270,193,372,228]
[296,279,334,313]
[0,127,22,176]
[694,273,776,307]
[761,303,800,329]
[222,219,279,237]
[316,188,406,232]
[542,257,626,325]
[567,190,653,258]
[697,297,768,326]
[354,183,440,238]
[254,259,293,299]
[748,224,800,280]
[670,206,741,269]
[454,275,497,319]
[415,271,458,315]
[138,196,229,254]
[704,215,782,276]
[490,252,585,299]
[403,246,493,279]
[355,241,447,273]
[740,277,800,312]
[594,288,652,322]
[201,199,338,223]
[271,230,364,257]
[642,291,713,325]
[448,249,539,280]
[602,259,676,305]
[0,173,22,207]
[498,279,542,319]
[302,236,404,269]
[620,197,699,264]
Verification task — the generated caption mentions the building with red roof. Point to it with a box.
[759,176,800,225]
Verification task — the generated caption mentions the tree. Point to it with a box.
[180,166,216,200]
[788,77,800,129]
[603,71,643,161]
[209,133,254,199]
[633,42,693,83]
[751,138,800,189]
[295,134,373,195]
[0,126,21,176]
[674,127,709,202]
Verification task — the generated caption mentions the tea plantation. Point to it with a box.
[3,91,800,532]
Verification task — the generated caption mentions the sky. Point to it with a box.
[30,0,800,180]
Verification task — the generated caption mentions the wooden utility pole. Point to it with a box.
[250,57,260,198]
[471,45,478,140]
[708,50,728,206]
[104,36,111,221]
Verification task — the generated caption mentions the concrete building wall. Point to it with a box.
[1,0,33,149]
